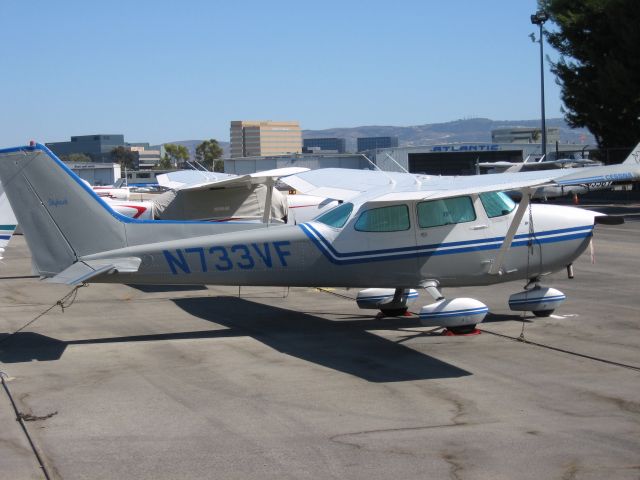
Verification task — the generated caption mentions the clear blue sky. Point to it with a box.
[1,0,563,146]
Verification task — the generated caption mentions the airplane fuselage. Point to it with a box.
[84,200,595,289]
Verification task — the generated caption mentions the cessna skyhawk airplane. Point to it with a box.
[0,143,638,333]
[479,154,610,200]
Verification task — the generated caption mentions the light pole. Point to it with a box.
[531,10,549,157]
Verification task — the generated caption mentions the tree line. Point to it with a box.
[108,139,224,172]
[157,140,224,171]
[542,0,640,149]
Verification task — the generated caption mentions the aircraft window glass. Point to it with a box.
[479,191,516,218]
[417,196,476,228]
[355,204,410,232]
[315,202,353,228]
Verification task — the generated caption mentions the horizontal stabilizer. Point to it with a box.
[44,257,141,285]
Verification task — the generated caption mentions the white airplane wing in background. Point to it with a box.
[156,167,310,192]
[155,170,238,190]
[286,142,640,201]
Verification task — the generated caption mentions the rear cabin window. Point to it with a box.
[315,202,353,228]
[355,204,410,232]
[417,196,476,228]
[479,191,516,218]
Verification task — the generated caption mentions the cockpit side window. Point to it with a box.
[479,191,516,218]
[354,204,410,232]
[417,196,476,228]
[315,202,354,228]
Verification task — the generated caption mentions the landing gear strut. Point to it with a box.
[381,287,410,316]
[356,288,417,316]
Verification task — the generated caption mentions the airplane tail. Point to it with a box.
[622,142,640,164]
[0,144,127,276]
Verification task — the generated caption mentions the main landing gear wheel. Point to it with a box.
[380,307,408,317]
[532,309,554,317]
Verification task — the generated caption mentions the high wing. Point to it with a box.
[286,142,640,202]
[157,167,310,192]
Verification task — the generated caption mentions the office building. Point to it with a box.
[67,162,122,186]
[129,145,163,169]
[47,134,127,163]
[357,136,399,152]
[303,137,346,153]
[230,121,302,158]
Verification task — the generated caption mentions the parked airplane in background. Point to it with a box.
[92,179,167,200]
[153,168,338,224]
[0,143,638,334]
[479,154,602,174]
[0,182,18,261]
[98,168,339,224]
[479,154,609,199]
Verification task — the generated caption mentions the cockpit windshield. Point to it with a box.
[315,202,354,228]
[479,191,516,218]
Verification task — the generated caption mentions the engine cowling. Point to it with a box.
[356,288,418,310]
[419,298,488,328]
[508,287,565,312]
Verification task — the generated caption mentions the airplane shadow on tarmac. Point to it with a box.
[0,296,521,382]
[171,296,471,382]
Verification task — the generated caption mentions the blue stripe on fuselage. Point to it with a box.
[299,223,593,265]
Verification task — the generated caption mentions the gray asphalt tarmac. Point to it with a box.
[1,220,639,479]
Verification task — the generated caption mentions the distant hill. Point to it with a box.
[303,118,595,152]
[163,118,594,159]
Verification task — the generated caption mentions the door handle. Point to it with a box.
[471,225,489,230]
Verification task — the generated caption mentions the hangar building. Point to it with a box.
[368,143,590,175]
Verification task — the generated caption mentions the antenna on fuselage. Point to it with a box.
[360,153,396,186]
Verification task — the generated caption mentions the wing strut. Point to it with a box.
[489,188,534,276]
[262,177,274,224]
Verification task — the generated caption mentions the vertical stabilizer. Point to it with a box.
[623,142,640,165]
[0,145,127,275]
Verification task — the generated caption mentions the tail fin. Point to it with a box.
[0,144,127,275]
[623,142,640,165]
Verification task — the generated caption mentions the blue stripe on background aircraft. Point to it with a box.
[0,142,638,333]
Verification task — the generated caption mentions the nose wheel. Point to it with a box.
[509,285,565,317]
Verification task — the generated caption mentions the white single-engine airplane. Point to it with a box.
[0,181,18,261]
[0,143,638,333]
[479,155,611,200]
